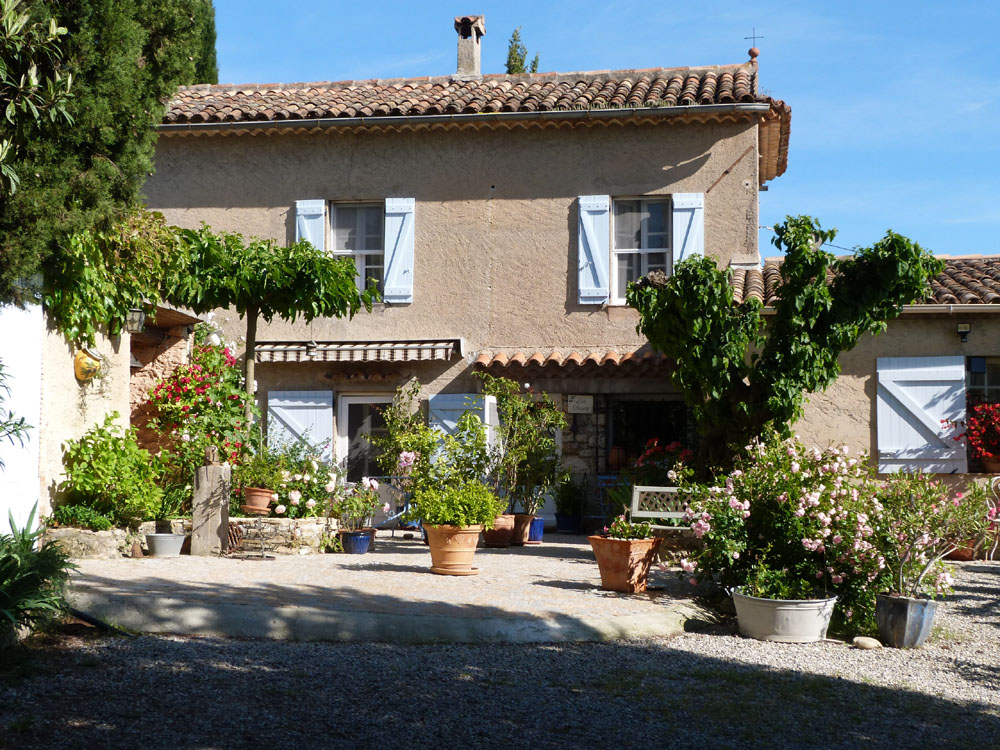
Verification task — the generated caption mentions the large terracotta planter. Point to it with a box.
[482,514,515,548]
[425,524,483,576]
[588,535,662,593]
[511,513,533,545]
[243,487,273,511]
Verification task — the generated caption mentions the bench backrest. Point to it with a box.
[630,485,689,529]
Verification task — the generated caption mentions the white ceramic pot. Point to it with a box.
[732,591,837,643]
[145,533,186,557]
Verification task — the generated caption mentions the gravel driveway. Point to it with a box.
[2,562,998,749]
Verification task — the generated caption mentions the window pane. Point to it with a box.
[346,402,387,482]
[646,252,667,274]
[969,371,986,388]
[363,206,383,251]
[987,360,1000,387]
[615,200,641,250]
[616,253,638,299]
[364,254,384,292]
[645,201,669,250]
[333,207,357,252]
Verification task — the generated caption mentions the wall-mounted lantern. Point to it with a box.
[957,322,971,343]
[125,308,147,333]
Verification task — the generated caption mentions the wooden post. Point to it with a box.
[191,446,231,556]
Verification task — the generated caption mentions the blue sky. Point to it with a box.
[213,0,999,258]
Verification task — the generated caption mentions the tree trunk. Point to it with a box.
[244,305,258,425]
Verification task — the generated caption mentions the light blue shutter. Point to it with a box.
[267,390,335,462]
[428,394,480,435]
[577,195,610,304]
[876,357,967,474]
[295,200,326,252]
[672,193,704,266]
[383,197,415,303]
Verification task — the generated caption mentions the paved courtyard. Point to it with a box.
[68,534,700,643]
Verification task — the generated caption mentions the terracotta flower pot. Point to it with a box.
[482,514,515,548]
[588,535,662,593]
[243,487,273,511]
[511,513,533,546]
[424,524,483,576]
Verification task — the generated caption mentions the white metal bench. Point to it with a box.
[630,485,690,531]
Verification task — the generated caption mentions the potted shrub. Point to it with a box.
[554,477,586,533]
[479,374,566,546]
[232,448,280,512]
[330,477,387,554]
[875,475,991,648]
[407,480,506,575]
[680,434,890,642]
[588,513,662,593]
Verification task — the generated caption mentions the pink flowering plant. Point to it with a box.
[680,433,891,631]
[876,474,991,598]
[330,476,388,531]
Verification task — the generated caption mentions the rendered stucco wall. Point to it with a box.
[795,314,1000,465]
[38,321,131,514]
[145,119,759,358]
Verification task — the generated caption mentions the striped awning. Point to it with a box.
[473,347,668,370]
[255,339,463,363]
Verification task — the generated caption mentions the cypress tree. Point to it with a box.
[0,0,217,304]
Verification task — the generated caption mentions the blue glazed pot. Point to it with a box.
[554,512,582,534]
[527,516,545,544]
[341,530,372,555]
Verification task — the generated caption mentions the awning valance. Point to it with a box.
[255,339,463,364]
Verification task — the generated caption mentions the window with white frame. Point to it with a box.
[331,203,385,294]
[966,357,1000,404]
[611,198,670,304]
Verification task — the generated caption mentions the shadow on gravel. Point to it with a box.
[943,563,1000,632]
[1,625,998,750]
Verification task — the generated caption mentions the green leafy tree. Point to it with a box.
[43,208,184,348]
[504,26,538,74]
[165,226,377,421]
[479,373,566,515]
[627,215,944,469]
[0,0,217,305]
[0,0,72,194]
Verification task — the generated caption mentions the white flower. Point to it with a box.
[382,502,391,515]
[324,480,338,493]
[275,504,286,515]
[281,470,291,481]
[207,332,222,347]
[305,499,317,509]
[293,474,303,482]
[310,460,318,472]
[289,490,302,503]
[181,433,191,442]
[361,476,379,492]
[271,493,279,501]
[303,474,311,482]
[290,497,300,506]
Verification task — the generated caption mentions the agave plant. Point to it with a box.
[0,504,75,644]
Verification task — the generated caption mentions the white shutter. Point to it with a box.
[295,200,326,253]
[577,195,610,304]
[876,356,967,474]
[672,193,704,266]
[383,197,415,303]
[267,390,335,462]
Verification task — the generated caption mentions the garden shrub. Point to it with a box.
[59,414,161,528]
[50,504,112,531]
[1,506,75,645]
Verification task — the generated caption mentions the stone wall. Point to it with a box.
[130,326,190,454]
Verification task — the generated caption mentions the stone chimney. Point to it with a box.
[454,15,485,78]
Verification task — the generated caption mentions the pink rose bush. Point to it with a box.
[679,433,993,632]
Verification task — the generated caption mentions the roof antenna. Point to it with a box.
[744,28,764,60]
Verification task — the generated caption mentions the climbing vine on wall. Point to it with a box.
[626,215,944,470]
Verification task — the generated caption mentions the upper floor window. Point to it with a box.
[611,198,670,305]
[966,356,1000,404]
[331,202,385,294]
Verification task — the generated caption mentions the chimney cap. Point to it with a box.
[454,15,485,38]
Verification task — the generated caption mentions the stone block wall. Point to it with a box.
[130,326,189,453]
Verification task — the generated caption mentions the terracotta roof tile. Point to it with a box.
[165,63,767,126]
[730,257,1000,306]
[473,347,669,372]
